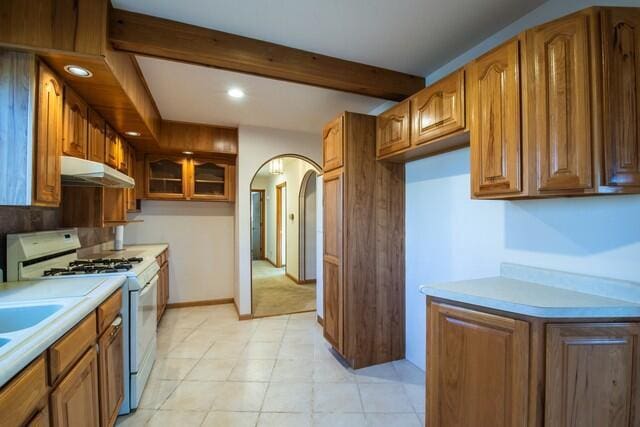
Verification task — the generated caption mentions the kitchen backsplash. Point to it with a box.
[0,206,114,281]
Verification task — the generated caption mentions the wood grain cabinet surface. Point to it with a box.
[127,148,138,212]
[412,68,465,146]
[87,109,106,164]
[62,85,89,159]
[469,38,523,198]
[156,249,170,323]
[376,99,411,158]
[98,316,124,427]
[34,62,63,207]
[322,112,404,369]
[426,298,640,427]
[0,356,48,427]
[601,7,640,189]
[322,115,344,172]
[104,126,119,169]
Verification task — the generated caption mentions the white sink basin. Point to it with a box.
[0,338,8,348]
[0,304,63,333]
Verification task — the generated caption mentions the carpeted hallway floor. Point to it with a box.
[252,260,316,318]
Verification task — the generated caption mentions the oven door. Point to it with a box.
[130,274,158,372]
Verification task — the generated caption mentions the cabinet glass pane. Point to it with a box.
[194,162,225,196]
[149,159,183,194]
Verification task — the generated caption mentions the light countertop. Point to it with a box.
[0,276,126,386]
[419,263,640,318]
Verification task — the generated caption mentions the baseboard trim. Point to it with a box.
[252,308,316,319]
[299,279,316,285]
[266,258,278,268]
[233,299,253,321]
[317,315,324,326]
[167,298,234,309]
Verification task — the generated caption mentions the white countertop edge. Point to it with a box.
[0,276,126,386]
[420,286,640,319]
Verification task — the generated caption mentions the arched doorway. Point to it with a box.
[249,155,321,318]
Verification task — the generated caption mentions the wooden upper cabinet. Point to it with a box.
[376,99,411,158]
[190,159,228,200]
[50,347,100,427]
[322,169,343,352]
[601,7,640,188]
[34,62,63,207]
[127,148,137,211]
[146,155,188,199]
[87,109,105,164]
[62,85,88,159]
[469,39,522,198]
[427,302,529,427]
[104,125,119,168]
[118,138,129,173]
[323,115,344,172]
[412,69,465,145]
[526,11,594,194]
[546,323,640,426]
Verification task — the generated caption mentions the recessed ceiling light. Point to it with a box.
[64,65,93,78]
[227,88,245,99]
[124,131,141,137]
[182,151,194,155]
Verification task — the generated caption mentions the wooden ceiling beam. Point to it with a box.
[109,8,424,101]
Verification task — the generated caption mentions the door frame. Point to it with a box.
[276,182,287,268]
[298,170,317,283]
[250,189,265,260]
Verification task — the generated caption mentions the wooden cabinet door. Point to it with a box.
[189,159,229,200]
[145,155,188,200]
[0,356,48,427]
[377,99,411,158]
[118,138,128,173]
[412,69,465,145]
[51,347,100,427]
[546,323,640,427]
[527,11,594,193]
[34,62,63,206]
[98,316,124,427]
[322,169,343,352]
[469,39,522,197]
[87,109,105,164]
[427,302,529,427]
[157,266,165,323]
[127,148,137,211]
[104,126,118,168]
[26,405,49,427]
[323,115,344,172]
[62,85,88,159]
[601,8,640,187]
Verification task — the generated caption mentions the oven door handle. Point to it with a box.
[140,274,159,297]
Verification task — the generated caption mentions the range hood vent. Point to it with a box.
[61,156,134,188]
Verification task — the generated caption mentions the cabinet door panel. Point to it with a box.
[99,317,124,427]
[62,85,88,159]
[427,302,529,427]
[118,138,128,173]
[470,40,522,197]
[105,126,118,168]
[35,63,62,206]
[412,69,465,145]
[323,170,343,352]
[190,159,228,200]
[602,8,640,187]
[145,156,188,200]
[51,347,100,427]
[377,100,411,157]
[87,110,105,164]
[323,115,344,172]
[546,323,640,427]
[529,12,593,192]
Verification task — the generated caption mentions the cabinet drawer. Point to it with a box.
[0,356,48,427]
[49,312,97,385]
[97,289,122,335]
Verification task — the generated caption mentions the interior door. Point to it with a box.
[322,169,343,352]
[251,191,263,260]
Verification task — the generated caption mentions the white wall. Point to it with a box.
[303,175,317,280]
[125,200,235,304]
[316,175,324,318]
[235,126,322,315]
[407,0,640,371]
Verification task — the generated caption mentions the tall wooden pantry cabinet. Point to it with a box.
[322,112,405,369]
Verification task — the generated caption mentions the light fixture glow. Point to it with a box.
[64,65,93,78]
[124,131,141,137]
[182,151,194,155]
[269,158,283,175]
[227,88,245,99]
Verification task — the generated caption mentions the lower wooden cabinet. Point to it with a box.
[157,250,170,323]
[98,316,124,427]
[50,347,100,427]
[427,299,640,427]
[26,405,50,427]
[0,356,48,427]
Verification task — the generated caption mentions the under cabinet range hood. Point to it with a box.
[61,156,135,188]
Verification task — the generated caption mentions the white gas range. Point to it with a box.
[6,229,158,414]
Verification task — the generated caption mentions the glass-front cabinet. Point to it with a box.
[145,155,233,201]
[146,155,188,199]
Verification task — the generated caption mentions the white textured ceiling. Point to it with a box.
[136,56,385,133]
[121,0,546,133]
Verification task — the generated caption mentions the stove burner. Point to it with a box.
[42,256,142,276]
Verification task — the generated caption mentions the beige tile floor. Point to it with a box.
[116,304,425,427]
